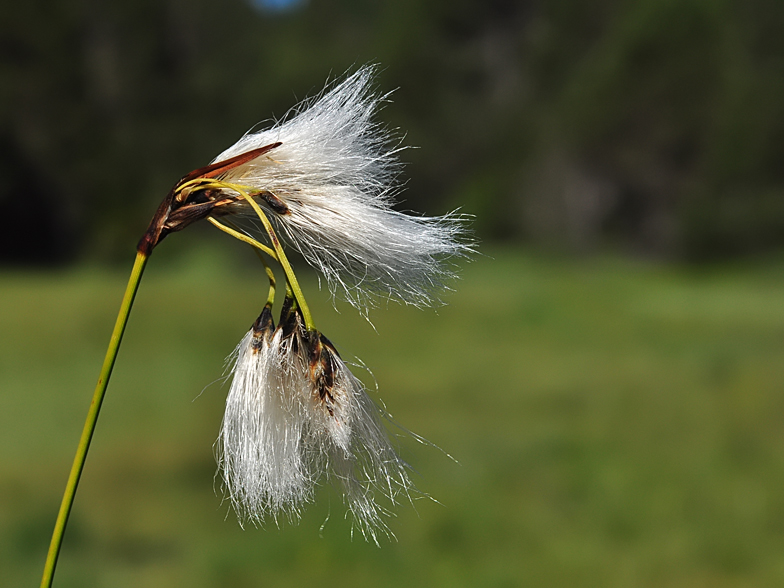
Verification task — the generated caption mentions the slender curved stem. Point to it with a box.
[206,217,277,260]
[41,251,149,588]
[204,182,315,331]
[250,209,315,330]
[207,217,278,307]
[252,248,277,307]
[208,217,279,308]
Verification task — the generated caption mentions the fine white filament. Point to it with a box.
[217,324,413,543]
[217,328,312,523]
[212,65,471,310]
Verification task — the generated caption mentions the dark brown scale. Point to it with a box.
[319,333,341,359]
[187,188,219,205]
[257,190,290,215]
[253,305,275,333]
[250,306,275,351]
[275,299,305,354]
[316,350,336,398]
[163,200,221,232]
[307,331,340,415]
[137,142,281,255]
[279,307,303,342]
[278,296,295,325]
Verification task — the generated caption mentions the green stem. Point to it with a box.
[201,181,316,331]
[252,248,277,308]
[206,217,277,260]
[41,250,149,588]
[240,194,316,330]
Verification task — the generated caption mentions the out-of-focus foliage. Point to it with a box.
[4,246,784,585]
[2,0,784,262]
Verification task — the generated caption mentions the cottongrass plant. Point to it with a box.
[41,65,471,586]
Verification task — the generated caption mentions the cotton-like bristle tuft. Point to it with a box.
[217,327,314,525]
[218,317,414,541]
[212,65,472,310]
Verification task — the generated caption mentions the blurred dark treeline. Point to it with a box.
[2,0,784,264]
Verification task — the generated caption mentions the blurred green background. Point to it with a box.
[3,0,784,586]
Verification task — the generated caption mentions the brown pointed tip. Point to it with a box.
[277,298,305,342]
[178,142,283,186]
[306,330,322,365]
[305,331,338,406]
[318,333,339,357]
[252,306,275,336]
[250,306,275,351]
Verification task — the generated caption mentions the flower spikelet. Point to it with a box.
[217,307,314,524]
[218,303,414,541]
[302,328,414,542]
[211,65,471,310]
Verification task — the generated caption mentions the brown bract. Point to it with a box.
[137,142,282,255]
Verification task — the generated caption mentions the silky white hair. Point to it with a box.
[212,65,471,310]
[217,326,313,524]
[217,320,414,543]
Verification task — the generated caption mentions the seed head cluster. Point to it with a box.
[204,66,471,540]
[217,302,413,542]
[212,66,470,310]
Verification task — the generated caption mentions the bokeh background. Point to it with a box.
[3,0,784,586]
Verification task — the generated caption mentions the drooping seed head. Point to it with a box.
[219,304,416,542]
[208,65,473,311]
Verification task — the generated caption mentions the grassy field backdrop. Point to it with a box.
[2,242,784,587]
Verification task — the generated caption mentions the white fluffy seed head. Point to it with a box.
[212,65,472,311]
[217,313,414,542]
[217,317,314,524]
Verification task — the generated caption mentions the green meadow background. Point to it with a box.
[4,1,784,586]
[2,238,784,587]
